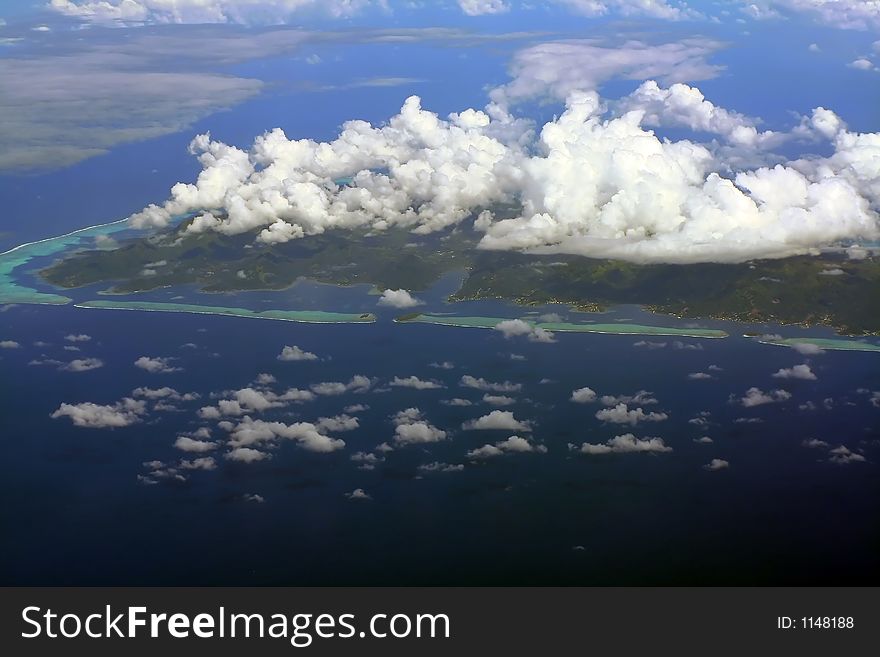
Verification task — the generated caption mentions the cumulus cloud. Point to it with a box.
[345,488,372,500]
[225,447,272,463]
[0,340,20,349]
[828,445,866,465]
[377,289,423,308]
[308,376,372,396]
[134,356,181,373]
[483,394,515,406]
[466,435,547,459]
[419,461,464,473]
[64,334,92,343]
[174,435,218,453]
[595,403,668,425]
[739,387,792,407]
[570,433,672,454]
[772,364,817,380]
[390,375,444,390]
[463,410,532,431]
[129,72,880,265]
[494,319,556,343]
[570,387,598,403]
[460,375,522,393]
[704,458,729,471]
[132,386,199,401]
[51,398,147,428]
[60,358,104,372]
[458,0,509,16]
[391,408,447,445]
[226,416,346,452]
[600,391,658,407]
[688,372,713,380]
[442,397,474,406]
[277,345,319,361]
[315,414,360,433]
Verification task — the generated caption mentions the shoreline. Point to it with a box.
[397,314,729,339]
[74,301,377,324]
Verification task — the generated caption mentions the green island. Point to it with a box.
[31,212,880,336]
[76,300,376,324]
[396,313,727,338]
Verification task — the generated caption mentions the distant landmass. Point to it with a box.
[40,215,880,335]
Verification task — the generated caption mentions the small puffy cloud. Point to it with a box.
[351,451,384,470]
[51,398,146,428]
[688,372,713,380]
[570,433,672,455]
[390,375,445,390]
[848,58,876,71]
[0,340,20,349]
[483,394,515,406]
[225,447,271,464]
[600,391,658,407]
[429,361,454,370]
[772,364,817,380]
[419,461,464,473]
[739,387,792,407]
[467,435,547,459]
[174,435,218,453]
[277,345,318,361]
[134,356,181,373]
[463,410,532,431]
[458,0,509,16]
[570,387,598,403]
[227,417,346,453]
[60,358,104,372]
[460,375,522,393]
[802,438,829,449]
[595,403,668,426]
[345,488,372,500]
[393,409,447,445]
[441,398,474,407]
[179,457,217,471]
[315,414,360,433]
[494,319,556,343]
[634,340,667,349]
[704,458,729,471]
[377,289,423,309]
[828,445,866,465]
[311,375,373,396]
[131,387,198,401]
[64,334,92,343]
[243,493,265,503]
[694,436,713,444]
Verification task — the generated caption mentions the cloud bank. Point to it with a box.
[128,79,879,264]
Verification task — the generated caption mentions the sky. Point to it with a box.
[0,1,878,261]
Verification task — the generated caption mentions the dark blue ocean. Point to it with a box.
[1,277,878,586]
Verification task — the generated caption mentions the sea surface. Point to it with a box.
[1,254,879,585]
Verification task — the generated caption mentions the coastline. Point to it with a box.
[75,300,377,324]
[397,314,729,339]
